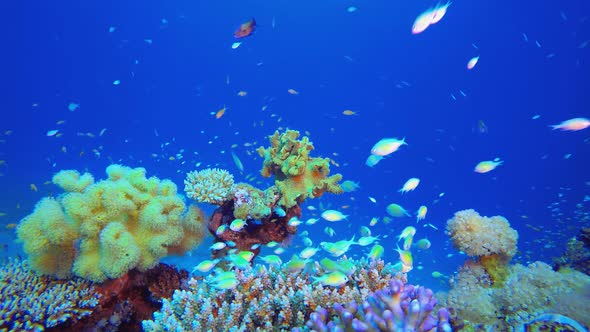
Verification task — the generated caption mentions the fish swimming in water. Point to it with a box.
[234,18,256,38]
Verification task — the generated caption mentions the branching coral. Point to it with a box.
[304,279,452,332]
[184,168,235,205]
[17,164,207,282]
[142,259,404,331]
[0,258,99,331]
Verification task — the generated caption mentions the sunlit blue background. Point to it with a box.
[2,0,589,291]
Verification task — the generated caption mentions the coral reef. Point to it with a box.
[304,279,452,332]
[185,130,343,257]
[442,210,590,331]
[446,209,518,258]
[0,258,189,331]
[442,261,590,330]
[16,164,207,282]
[142,258,404,331]
[0,258,99,331]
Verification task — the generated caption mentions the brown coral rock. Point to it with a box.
[54,264,188,332]
[208,200,300,256]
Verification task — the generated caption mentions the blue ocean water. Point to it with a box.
[2,0,589,295]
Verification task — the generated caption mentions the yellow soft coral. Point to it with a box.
[478,254,511,287]
[52,169,94,193]
[16,198,78,279]
[17,164,207,282]
[256,130,343,208]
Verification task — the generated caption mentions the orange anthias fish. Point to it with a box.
[234,18,256,38]
[216,106,227,119]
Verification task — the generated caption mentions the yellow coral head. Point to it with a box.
[18,164,209,282]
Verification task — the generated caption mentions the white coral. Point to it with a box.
[184,168,234,205]
[446,209,518,258]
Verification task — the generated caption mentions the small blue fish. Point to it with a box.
[274,207,286,217]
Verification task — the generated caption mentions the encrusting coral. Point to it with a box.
[142,258,406,331]
[17,164,207,282]
[0,258,99,331]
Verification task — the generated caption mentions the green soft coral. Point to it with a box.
[232,183,273,220]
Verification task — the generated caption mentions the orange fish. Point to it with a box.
[5,223,17,230]
[234,18,256,38]
[216,106,227,119]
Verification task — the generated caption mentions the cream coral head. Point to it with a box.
[446,209,518,258]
